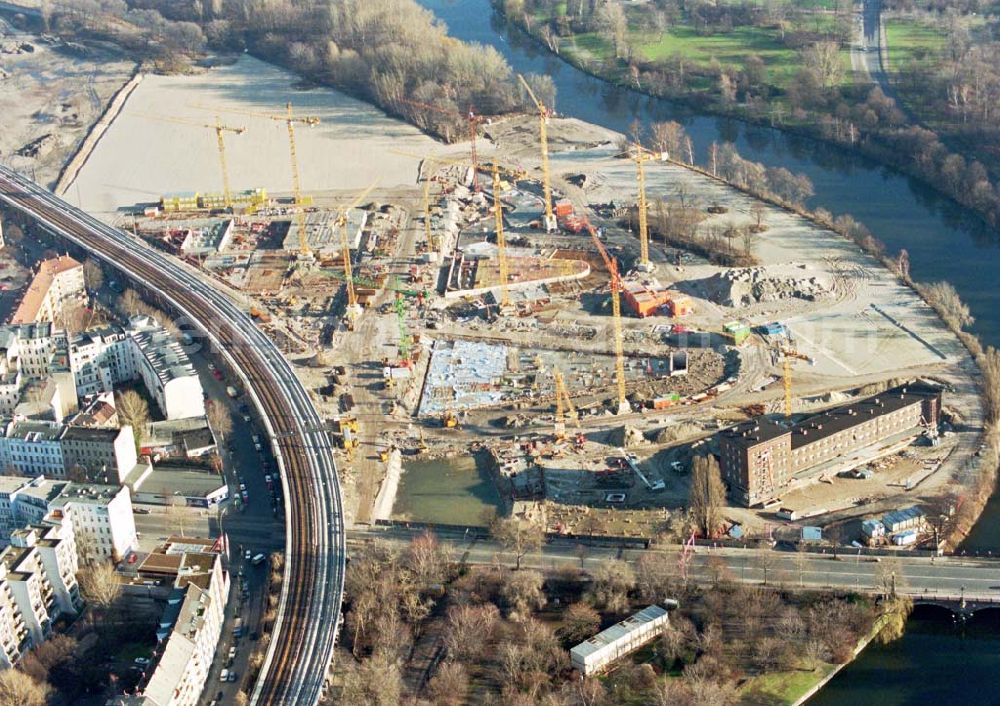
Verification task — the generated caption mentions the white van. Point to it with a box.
[219,669,229,682]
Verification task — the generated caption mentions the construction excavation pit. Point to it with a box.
[63,54,982,545]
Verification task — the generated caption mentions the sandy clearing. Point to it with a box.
[0,24,135,187]
[68,56,469,218]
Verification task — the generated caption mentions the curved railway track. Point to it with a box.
[0,167,344,705]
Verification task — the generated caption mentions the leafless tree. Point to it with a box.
[427,660,468,706]
[206,400,233,443]
[491,517,544,570]
[588,558,635,612]
[119,289,144,318]
[634,551,673,602]
[115,390,150,441]
[689,454,725,537]
[559,602,600,644]
[443,603,499,662]
[802,41,844,88]
[404,530,451,589]
[79,562,121,620]
[340,652,401,706]
[500,568,546,620]
[166,496,189,537]
[83,258,104,292]
[0,670,49,706]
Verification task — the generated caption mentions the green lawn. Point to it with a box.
[739,665,839,706]
[885,19,947,68]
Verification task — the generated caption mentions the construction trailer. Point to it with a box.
[722,321,752,345]
[622,281,672,318]
[570,604,673,676]
[668,295,693,317]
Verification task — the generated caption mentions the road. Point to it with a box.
[349,526,1000,603]
[0,166,344,706]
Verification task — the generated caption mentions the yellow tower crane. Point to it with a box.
[333,182,378,328]
[631,143,655,272]
[781,348,812,419]
[552,367,579,439]
[389,150,474,253]
[134,113,245,208]
[517,74,557,233]
[492,161,511,310]
[193,102,320,257]
[587,223,630,414]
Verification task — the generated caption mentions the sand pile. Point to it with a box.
[693,266,831,307]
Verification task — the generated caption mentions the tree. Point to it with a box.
[83,258,104,292]
[79,563,121,618]
[500,568,546,620]
[559,602,600,644]
[404,530,451,589]
[689,454,725,537]
[490,517,544,570]
[119,289,144,318]
[166,496,189,537]
[802,41,844,89]
[875,556,905,597]
[427,660,468,706]
[115,390,150,443]
[634,551,673,602]
[0,670,49,706]
[340,652,401,706]
[444,603,499,662]
[589,558,635,612]
[206,400,232,443]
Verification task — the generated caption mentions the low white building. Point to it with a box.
[570,604,672,676]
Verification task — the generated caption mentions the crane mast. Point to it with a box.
[517,74,556,232]
[633,144,653,271]
[492,162,511,309]
[586,223,630,414]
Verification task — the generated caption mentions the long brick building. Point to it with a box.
[718,384,942,507]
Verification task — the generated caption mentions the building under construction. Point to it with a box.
[718,383,943,506]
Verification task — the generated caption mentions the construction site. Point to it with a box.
[65,55,984,549]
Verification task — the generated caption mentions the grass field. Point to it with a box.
[560,21,851,91]
[738,664,839,705]
[885,19,947,69]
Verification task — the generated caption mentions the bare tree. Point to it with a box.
[0,670,49,706]
[427,660,468,706]
[802,41,844,88]
[83,258,104,292]
[404,530,451,589]
[588,558,635,612]
[166,496,189,537]
[340,652,401,706]
[443,603,499,662]
[79,563,121,620]
[490,517,544,570]
[206,400,232,443]
[689,454,726,538]
[875,556,905,597]
[115,390,150,442]
[500,568,546,620]
[119,289,144,318]
[559,602,600,644]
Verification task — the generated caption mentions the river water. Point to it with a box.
[416,0,1000,696]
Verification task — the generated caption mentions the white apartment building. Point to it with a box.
[0,476,136,562]
[49,483,137,562]
[68,317,205,421]
[0,324,76,422]
[0,419,137,482]
[0,523,82,668]
[10,255,85,326]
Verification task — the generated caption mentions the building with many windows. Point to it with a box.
[719,384,942,506]
[109,537,228,706]
[0,476,136,562]
[0,419,137,482]
[10,256,85,326]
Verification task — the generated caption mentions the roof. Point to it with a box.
[11,255,82,324]
[570,604,669,660]
[133,467,226,498]
[882,506,925,527]
[789,385,939,450]
[801,526,823,541]
[61,425,123,443]
[719,417,791,450]
[127,317,197,386]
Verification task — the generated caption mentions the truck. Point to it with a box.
[226,385,239,398]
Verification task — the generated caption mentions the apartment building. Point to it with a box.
[68,317,205,421]
[0,476,136,562]
[10,255,85,326]
[719,384,942,507]
[0,324,76,422]
[0,419,137,482]
[10,523,81,617]
[111,537,228,706]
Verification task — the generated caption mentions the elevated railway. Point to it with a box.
[0,167,344,705]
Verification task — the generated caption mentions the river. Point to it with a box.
[416,0,1000,697]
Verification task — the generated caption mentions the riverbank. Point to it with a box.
[489,2,1000,232]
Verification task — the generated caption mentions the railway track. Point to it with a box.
[0,167,344,705]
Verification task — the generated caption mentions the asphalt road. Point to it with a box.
[349,526,1000,603]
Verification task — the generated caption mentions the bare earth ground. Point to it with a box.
[0,17,135,187]
[67,55,470,220]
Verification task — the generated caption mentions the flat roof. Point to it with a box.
[570,604,669,660]
[135,467,226,497]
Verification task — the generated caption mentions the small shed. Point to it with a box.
[861,519,885,539]
[800,526,823,543]
[882,506,925,533]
